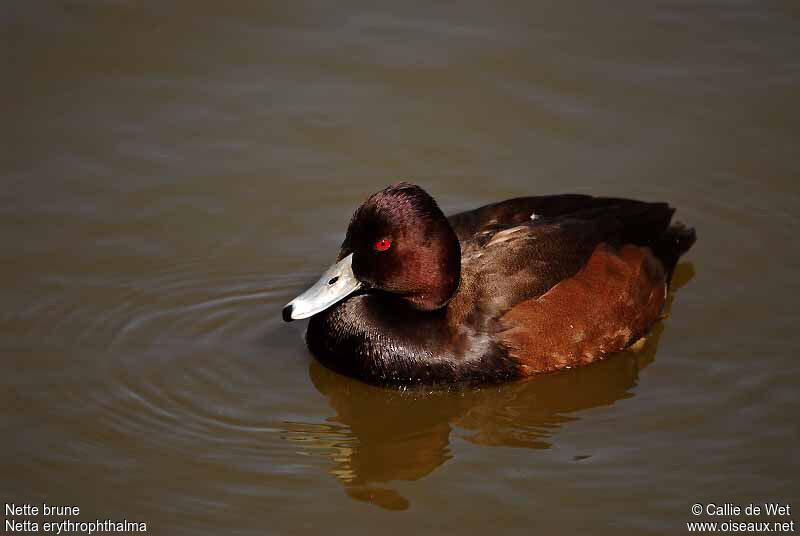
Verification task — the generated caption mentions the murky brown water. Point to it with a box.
[3,1,799,534]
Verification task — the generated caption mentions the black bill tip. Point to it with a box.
[282,303,294,322]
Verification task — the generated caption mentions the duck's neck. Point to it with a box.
[398,222,462,312]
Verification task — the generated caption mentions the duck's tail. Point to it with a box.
[581,199,696,284]
[653,222,696,284]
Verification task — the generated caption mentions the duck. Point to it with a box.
[282,182,695,386]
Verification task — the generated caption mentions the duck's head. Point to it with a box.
[283,182,460,321]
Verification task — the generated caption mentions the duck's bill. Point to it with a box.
[282,253,362,322]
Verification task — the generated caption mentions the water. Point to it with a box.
[3,1,799,534]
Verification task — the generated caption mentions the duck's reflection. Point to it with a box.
[283,264,693,510]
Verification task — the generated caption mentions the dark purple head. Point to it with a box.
[283,183,461,321]
[342,183,461,311]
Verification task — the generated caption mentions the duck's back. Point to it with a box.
[445,194,696,373]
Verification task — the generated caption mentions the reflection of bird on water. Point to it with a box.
[282,264,694,510]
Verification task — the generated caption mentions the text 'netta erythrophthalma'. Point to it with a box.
[283,183,695,386]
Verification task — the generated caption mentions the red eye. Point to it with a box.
[374,239,391,251]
